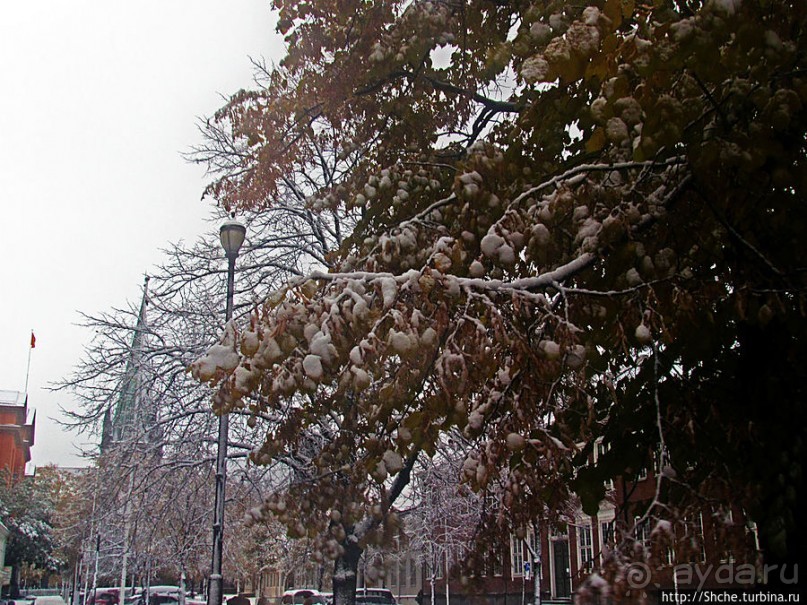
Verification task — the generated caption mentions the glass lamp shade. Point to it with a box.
[219,218,246,257]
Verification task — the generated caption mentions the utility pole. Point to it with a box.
[119,471,135,605]
[72,554,82,605]
[84,472,100,605]
[209,217,246,605]
[92,534,100,605]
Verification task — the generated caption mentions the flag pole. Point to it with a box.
[24,330,35,396]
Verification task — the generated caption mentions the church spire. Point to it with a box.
[102,276,151,453]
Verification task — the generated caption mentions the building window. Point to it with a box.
[654,445,670,475]
[511,534,525,577]
[665,544,676,566]
[409,557,418,586]
[578,524,594,571]
[716,507,735,563]
[428,556,443,580]
[594,439,614,489]
[600,518,615,554]
[389,560,398,586]
[634,516,651,552]
[686,512,706,562]
[600,519,616,547]
[488,550,504,577]
[529,527,540,560]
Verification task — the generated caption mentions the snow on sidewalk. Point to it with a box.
[28,598,67,605]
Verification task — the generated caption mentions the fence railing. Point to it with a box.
[21,589,63,597]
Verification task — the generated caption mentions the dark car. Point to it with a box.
[88,589,121,605]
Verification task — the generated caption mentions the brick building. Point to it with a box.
[0,390,36,485]
[253,442,757,604]
[416,442,756,604]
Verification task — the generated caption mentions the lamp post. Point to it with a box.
[209,216,246,605]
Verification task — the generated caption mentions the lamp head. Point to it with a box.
[219,217,246,258]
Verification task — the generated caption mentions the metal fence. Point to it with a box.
[22,590,63,597]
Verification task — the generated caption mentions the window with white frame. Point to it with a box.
[600,518,615,553]
[594,438,614,489]
[634,516,651,552]
[409,556,418,586]
[686,512,706,562]
[528,527,540,560]
[427,551,443,580]
[578,523,594,571]
[599,514,617,567]
[654,445,670,475]
[717,507,735,563]
[665,543,676,566]
[511,534,525,577]
[389,559,398,586]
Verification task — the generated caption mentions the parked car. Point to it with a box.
[87,588,123,605]
[355,589,395,605]
[281,590,325,605]
[4,599,36,605]
[125,586,181,605]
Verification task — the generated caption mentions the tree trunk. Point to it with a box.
[179,570,187,605]
[10,565,21,598]
[332,540,362,605]
[72,560,82,605]
[444,547,450,605]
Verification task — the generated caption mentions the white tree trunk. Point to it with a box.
[179,570,187,605]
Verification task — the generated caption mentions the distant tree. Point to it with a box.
[193,0,807,600]
[225,485,319,594]
[39,466,89,587]
[0,468,65,595]
[403,451,484,605]
[57,195,348,590]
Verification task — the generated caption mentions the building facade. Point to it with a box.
[422,446,757,604]
[253,443,757,604]
[0,520,9,591]
[0,390,36,485]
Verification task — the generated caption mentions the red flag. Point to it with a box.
[30,332,36,348]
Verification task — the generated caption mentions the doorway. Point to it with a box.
[551,539,571,599]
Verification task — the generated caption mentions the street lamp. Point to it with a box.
[209,216,246,605]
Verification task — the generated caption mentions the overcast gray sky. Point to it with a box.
[0,2,284,469]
